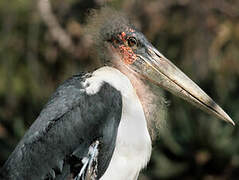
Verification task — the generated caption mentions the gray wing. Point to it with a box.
[0,74,122,180]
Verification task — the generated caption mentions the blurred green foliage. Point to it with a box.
[0,0,239,179]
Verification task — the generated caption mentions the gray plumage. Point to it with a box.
[0,73,122,179]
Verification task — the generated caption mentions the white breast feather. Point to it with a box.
[83,66,152,180]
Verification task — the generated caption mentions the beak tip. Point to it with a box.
[221,113,235,126]
[219,110,235,126]
[229,119,235,126]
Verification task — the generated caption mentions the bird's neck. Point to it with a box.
[112,61,166,139]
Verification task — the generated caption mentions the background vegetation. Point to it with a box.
[0,0,239,179]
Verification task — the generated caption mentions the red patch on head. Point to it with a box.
[118,32,127,42]
[118,45,137,64]
[114,31,137,64]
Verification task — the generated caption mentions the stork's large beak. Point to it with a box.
[133,44,235,125]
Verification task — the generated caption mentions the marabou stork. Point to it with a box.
[0,8,234,180]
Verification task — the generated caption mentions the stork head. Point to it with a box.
[88,8,234,125]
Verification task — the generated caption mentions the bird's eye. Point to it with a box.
[128,37,137,47]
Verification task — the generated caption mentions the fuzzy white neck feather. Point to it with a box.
[113,59,167,139]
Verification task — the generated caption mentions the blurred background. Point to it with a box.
[0,0,239,179]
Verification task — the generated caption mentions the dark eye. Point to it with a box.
[128,37,137,47]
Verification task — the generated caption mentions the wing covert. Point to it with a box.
[0,74,122,180]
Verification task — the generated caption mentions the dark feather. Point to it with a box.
[0,73,122,180]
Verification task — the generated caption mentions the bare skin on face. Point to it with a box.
[112,32,137,65]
